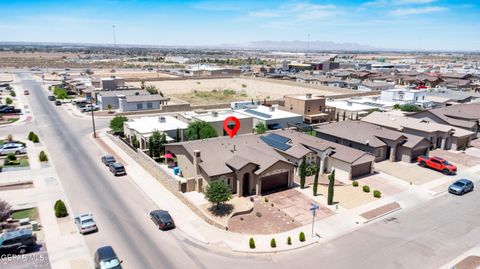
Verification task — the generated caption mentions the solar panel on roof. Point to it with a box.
[244,109,271,118]
[260,136,291,151]
[266,133,290,144]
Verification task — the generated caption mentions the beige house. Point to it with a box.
[281,93,335,123]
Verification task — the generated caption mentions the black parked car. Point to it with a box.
[55,100,62,106]
[101,155,116,166]
[94,246,122,269]
[48,95,56,101]
[149,210,175,230]
[0,106,20,114]
[0,230,37,255]
[109,163,126,176]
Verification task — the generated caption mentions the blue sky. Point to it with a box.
[0,0,479,51]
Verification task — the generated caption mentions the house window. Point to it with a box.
[307,107,311,112]
[147,102,153,109]
[137,103,143,110]
[319,106,322,111]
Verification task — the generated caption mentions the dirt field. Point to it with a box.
[128,78,352,104]
[66,70,178,79]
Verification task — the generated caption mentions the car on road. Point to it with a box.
[448,179,474,195]
[149,210,175,230]
[417,156,457,175]
[0,229,37,255]
[0,143,26,155]
[24,90,30,95]
[109,163,126,176]
[94,246,123,269]
[48,95,56,101]
[55,100,62,106]
[80,104,99,112]
[101,155,116,166]
[74,213,98,234]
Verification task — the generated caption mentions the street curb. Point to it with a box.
[362,207,402,224]
[231,238,319,254]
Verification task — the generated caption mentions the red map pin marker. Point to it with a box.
[223,116,241,138]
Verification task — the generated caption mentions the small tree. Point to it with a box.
[10,90,16,97]
[32,134,39,143]
[28,131,35,141]
[39,151,48,162]
[204,180,232,210]
[107,104,113,113]
[145,85,159,95]
[287,236,292,245]
[148,130,167,158]
[393,104,401,110]
[185,121,217,141]
[270,238,277,248]
[313,165,319,196]
[54,200,68,218]
[109,116,128,134]
[249,238,255,249]
[299,232,306,242]
[299,157,307,189]
[254,122,268,134]
[5,97,12,105]
[0,199,12,222]
[327,170,335,205]
[400,104,421,112]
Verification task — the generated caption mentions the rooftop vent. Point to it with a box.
[347,101,353,106]
[159,116,166,123]
[212,111,218,117]
[270,106,276,112]
[306,93,312,99]
[135,92,140,95]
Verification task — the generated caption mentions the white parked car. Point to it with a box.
[75,214,98,234]
[80,104,99,112]
[0,143,26,155]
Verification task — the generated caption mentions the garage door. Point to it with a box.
[261,172,289,195]
[351,162,372,178]
[410,147,428,162]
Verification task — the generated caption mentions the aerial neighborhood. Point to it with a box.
[0,1,480,268]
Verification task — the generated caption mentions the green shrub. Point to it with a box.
[54,200,68,218]
[28,131,35,141]
[363,185,370,193]
[352,181,359,187]
[6,153,17,161]
[270,238,276,248]
[373,190,381,198]
[305,164,318,177]
[5,97,12,105]
[32,134,39,143]
[39,151,48,162]
[299,232,305,242]
[10,90,16,97]
[287,236,292,245]
[249,237,255,249]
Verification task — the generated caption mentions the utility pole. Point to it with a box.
[112,25,117,69]
[90,99,97,138]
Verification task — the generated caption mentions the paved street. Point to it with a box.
[5,72,480,269]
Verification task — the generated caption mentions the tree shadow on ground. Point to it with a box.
[208,203,234,217]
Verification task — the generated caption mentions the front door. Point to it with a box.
[242,173,250,196]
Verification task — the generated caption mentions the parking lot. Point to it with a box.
[375,161,442,185]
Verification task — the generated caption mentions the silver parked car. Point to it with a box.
[448,179,474,195]
[0,143,26,155]
[75,214,98,234]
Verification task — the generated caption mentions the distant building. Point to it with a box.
[358,81,395,91]
[380,88,433,108]
[191,111,253,136]
[280,94,335,123]
[100,77,125,91]
[238,105,303,130]
[96,90,170,112]
[183,64,241,77]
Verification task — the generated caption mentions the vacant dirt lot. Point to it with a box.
[67,69,178,80]
[128,78,351,104]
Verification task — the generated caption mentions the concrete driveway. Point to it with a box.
[429,149,480,169]
[355,173,406,197]
[375,161,442,185]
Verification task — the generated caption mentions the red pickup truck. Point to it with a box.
[417,156,457,175]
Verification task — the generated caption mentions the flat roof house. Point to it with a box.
[362,112,474,150]
[280,93,335,123]
[118,94,170,112]
[191,111,253,136]
[238,105,303,130]
[124,115,188,150]
[96,90,149,110]
[166,130,375,197]
[315,121,432,163]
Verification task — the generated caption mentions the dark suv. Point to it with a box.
[109,163,126,176]
[94,246,122,269]
[101,155,116,166]
[0,230,37,255]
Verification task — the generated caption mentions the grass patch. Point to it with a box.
[0,118,19,125]
[11,207,39,220]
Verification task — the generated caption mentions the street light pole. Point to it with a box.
[310,202,319,238]
[90,99,97,138]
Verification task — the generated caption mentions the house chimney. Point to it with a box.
[193,150,201,176]
[159,116,166,123]
[306,93,312,99]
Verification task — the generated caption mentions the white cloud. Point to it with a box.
[249,2,337,21]
[390,6,447,15]
[363,0,436,7]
